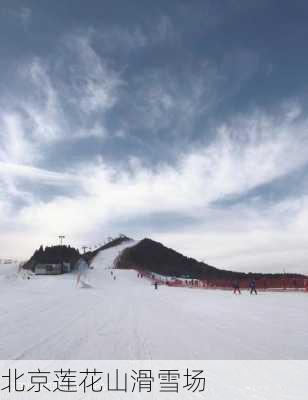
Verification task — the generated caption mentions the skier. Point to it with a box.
[154,282,158,290]
[249,279,257,295]
[233,280,241,294]
[76,257,91,288]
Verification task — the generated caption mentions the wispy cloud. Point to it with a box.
[2,102,308,270]
[10,6,32,26]
[1,18,308,273]
[157,195,308,274]
[63,33,123,117]
[0,112,36,164]
[0,34,123,160]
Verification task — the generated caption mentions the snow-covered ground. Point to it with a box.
[0,242,308,360]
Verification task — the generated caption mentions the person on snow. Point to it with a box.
[233,280,241,294]
[76,257,90,288]
[154,282,158,290]
[249,279,257,295]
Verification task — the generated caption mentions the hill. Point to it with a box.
[22,235,132,272]
[115,238,306,282]
[22,235,307,286]
[84,235,132,263]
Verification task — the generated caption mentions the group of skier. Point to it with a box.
[233,279,258,295]
[151,277,258,293]
[137,270,259,294]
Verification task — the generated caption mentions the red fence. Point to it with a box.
[135,269,308,291]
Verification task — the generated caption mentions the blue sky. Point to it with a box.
[1,0,308,273]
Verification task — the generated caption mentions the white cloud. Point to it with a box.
[126,69,209,137]
[0,162,79,186]
[2,105,308,273]
[0,112,36,164]
[0,33,123,164]
[1,26,308,272]
[22,59,63,143]
[156,196,308,274]
[63,33,123,116]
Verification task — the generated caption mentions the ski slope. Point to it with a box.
[0,242,308,360]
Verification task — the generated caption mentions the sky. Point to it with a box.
[1,0,308,273]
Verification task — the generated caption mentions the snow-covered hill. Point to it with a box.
[91,239,137,271]
[0,242,308,360]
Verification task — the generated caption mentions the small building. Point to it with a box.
[63,262,71,273]
[34,262,71,275]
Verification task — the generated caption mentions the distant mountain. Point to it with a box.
[115,238,306,281]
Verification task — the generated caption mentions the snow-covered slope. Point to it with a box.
[0,242,308,360]
[76,239,137,288]
[90,239,137,270]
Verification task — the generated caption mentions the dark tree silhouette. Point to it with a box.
[23,245,80,271]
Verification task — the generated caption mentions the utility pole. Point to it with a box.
[59,235,65,246]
